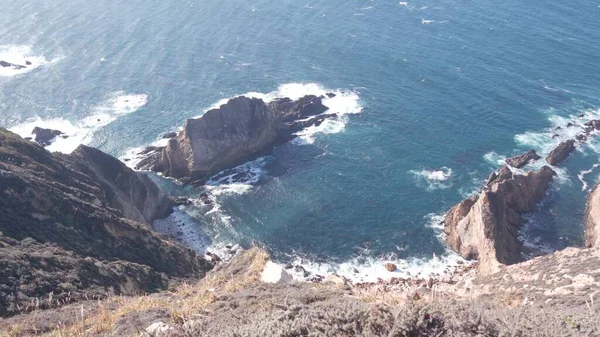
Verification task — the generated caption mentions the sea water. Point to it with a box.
[2,0,600,282]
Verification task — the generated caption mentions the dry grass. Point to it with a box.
[1,247,269,337]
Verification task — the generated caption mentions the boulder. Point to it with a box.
[260,261,293,284]
[546,140,576,166]
[32,126,63,146]
[444,166,556,275]
[584,184,600,248]
[384,263,397,272]
[505,150,540,169]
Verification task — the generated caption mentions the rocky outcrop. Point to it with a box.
[32,127,64,146]
[0,129,211,316]
[505,150,540,168]
[135,95,333,183]
[546,140,576,166]
[0,60,28,70]
[584,183,600,248]
[444,165,555,275]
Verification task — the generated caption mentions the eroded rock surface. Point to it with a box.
[546,139,576,166]
[135,95,334,183]
[505,150,540,168]
[0,129,211,316]
[584,183,600,248]
[444,166,556,275]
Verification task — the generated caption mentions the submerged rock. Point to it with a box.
[505,150,540,169]
[444,166,556,275]
[546,140,576,166]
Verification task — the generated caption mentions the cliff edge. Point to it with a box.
[0,129,211,316]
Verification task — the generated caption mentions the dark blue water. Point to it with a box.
[2,0,600,280]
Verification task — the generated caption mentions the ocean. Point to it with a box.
[2,0,600,282]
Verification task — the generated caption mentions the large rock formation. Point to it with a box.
[546,140,576,166]
[444,165,556,275]
[31,127,65,146]
[0,129,211,316]
[584,183,600,248]
[136,95,333,183]
[505,150,540,168]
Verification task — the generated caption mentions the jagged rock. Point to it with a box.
[505,150,540,169]
[486,165,513,186]
[546,140,576,166]
[169,196,192,206]
[137,95,334,183]
[584,119,600,131]
[32,126,63,146]
[444,166,556,275]
[269,95,328,122]
[260,261,293,284]
[584,184,600,248]
[326,93,336,98]
[576,134,587,143]
[566,122,575,127]
[0,60,26,69]
[384,263,397,272]
[162,132,178,139]
[0,129,211,316]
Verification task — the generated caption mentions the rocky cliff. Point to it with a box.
[584,183,600,248]
[444,164,555,275]
[0,129,212,317]
[136,94,333,183]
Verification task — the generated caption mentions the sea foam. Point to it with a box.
[0,45,57,77]
[408,166,453,191]
[9,92,148,153]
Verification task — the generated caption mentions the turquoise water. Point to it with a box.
[2,0,600,280]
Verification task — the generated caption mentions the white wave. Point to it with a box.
[285,213,469,283]
[9,92,148,153]
[399,2,409,7]
[483,151,507,167]
[578,164,600,191]
[408,166,453,191]
[422,19,435,24]
[0,45,58,77]
[515,108,600,157]
[205,156,270,196]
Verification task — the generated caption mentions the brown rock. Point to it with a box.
[505,150,540,169]
[384,263,397,272]
[444,166,556,275]
[584,184,600,248]
[546,140,576,166]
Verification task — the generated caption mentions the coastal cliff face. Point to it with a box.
[444,165,555,275]
[0,129,211,317]
[584,183,600,248]
[137,94,332,183]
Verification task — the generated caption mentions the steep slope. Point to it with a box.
[0,129,211,316]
